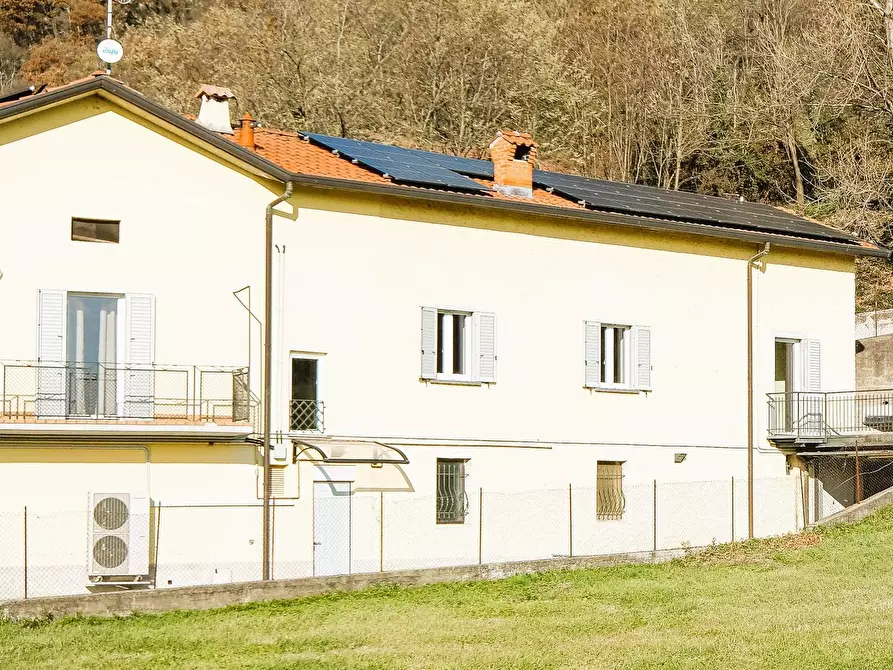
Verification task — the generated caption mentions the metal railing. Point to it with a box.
[289,399,324,433]
[0,361,257,428]
[768,390,893,441]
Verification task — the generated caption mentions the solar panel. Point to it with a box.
[298,132,856,245]
[302,133,489,192]
[533,170,857,244]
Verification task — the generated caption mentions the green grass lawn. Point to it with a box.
[4,511,893,670]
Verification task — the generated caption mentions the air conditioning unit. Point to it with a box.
[88,492,150,581]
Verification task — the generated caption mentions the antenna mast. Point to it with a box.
[100,0,129,75]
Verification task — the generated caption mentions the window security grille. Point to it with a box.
[436,459,469,524]
[596,461,625,520]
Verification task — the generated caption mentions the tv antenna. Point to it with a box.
[97,0,131,74]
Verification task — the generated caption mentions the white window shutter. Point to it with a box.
[634,325,652,391]
[37,289,66,362]
[584,321,601,388]
[36,290,66,417]
[125,294,155,418]
[126,294,155,365]
[420,307,437,380]
[474,312,496,383]
[802,339,822,392]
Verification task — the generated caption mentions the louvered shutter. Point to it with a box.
[634,326,652,391]
[584,321,601,388]
[474,312,496,383]
[36,290,66,417]
[802,339,822,391]
[420,307,437,380]
[125,294,155,418]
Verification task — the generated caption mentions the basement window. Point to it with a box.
[596,461,625,520]
[71,218,120,244]
[436,458,469,524]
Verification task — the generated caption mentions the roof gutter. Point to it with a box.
[2,76,887,260]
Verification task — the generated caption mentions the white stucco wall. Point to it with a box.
[0,97,857,597]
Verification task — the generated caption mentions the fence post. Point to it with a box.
[478,487,483,565]
[568,483,573,559]
[23,505,27,600]
[855,444,863,503]
[730,477,735,543]
[652,480,658,553]
[379,491,384,573]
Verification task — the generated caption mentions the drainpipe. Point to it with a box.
[263,181,293,581]
[747,242,770,540]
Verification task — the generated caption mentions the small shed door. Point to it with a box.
[313,481,351,576]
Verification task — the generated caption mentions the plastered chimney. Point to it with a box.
[195,84,236,134]
[489,130,537,198]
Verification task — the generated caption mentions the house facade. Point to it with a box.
[0,75,885,596]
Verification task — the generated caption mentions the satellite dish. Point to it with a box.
[97,39,124,64]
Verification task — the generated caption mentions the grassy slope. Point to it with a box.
[3,511,893,670]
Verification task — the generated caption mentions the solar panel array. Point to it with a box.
[302,133,489,192]
[302,132,859,245]
[532,170,856,244]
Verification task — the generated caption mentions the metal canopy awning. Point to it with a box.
[292,438,409,465]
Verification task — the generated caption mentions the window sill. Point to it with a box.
[422,378,483,387]
[585,386,645,395]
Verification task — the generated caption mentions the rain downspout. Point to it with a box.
[747,242,770,540]
[263,181,293,581]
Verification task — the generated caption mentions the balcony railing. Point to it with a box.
[0,361,257,429]
[768,390,893,441]
[289,399,324,433]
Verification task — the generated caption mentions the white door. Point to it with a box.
[313,481,351,576]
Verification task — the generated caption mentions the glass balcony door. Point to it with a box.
[67,294,121,418]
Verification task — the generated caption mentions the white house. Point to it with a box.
[0,74,885,597]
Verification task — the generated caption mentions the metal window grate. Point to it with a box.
[597,461,625,520]
[290,400,325,432]
[436,459,468,524]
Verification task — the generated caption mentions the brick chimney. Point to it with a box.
[489,130,537,198]
[237,112,255,150]
[195,84,236,135]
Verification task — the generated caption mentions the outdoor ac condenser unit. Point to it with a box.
[88,492,150,580]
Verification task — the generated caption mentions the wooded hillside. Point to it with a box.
[3,0,893,308]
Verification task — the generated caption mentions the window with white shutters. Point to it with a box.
[584,320,651,392]
[421,307,496,383]
[802,339,822,392]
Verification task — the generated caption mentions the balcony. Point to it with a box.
[0,361,257,432]
[768,390,893,444]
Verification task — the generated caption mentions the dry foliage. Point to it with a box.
[2,0,893,304]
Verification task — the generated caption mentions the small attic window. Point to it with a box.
[513,145,530,162]
[72,218,120,244]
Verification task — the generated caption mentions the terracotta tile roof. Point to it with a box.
[239,126,392,185]
[227,126,581,209]
[0,71,109,109]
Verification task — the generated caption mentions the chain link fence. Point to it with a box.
[805,450,893,521]
[0,475,831,603]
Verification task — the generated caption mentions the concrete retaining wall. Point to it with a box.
[1,548,687,621]
[814,486,893,527]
